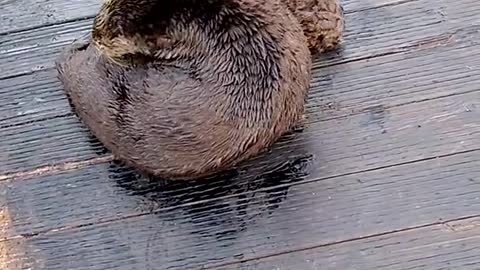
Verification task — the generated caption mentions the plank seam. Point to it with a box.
[0,155,114,182]
[314,31,455,69]
[202,214,480,270]
[0,112,74,130]
[0,148,478,244]
[0,16,95,37]
[313,87,480,123]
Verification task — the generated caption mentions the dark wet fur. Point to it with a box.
[56,0,343,180]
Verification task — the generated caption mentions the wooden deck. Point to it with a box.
[1,0,480,269]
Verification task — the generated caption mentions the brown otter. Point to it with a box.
[56,0,344,180]
[283,0,344,55]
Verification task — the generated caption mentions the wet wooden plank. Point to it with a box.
[0,0,98,34]
[0,116,108,173]
[1,29,479,174]
[317,0,480,67]
[0,70,72,128]
[1,0,479,79]
[0,0,411,35]
[222,217,480,270]
[309,28,480,120]
[1,149,479,269]
[0,19,92,79]
[0,206,39,270]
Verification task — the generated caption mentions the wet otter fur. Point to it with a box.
[283,0,344,55]
[56,0,344,180]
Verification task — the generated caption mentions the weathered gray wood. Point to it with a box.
[310,28,480,121]
[0,70,72,128]
[0,0,410,35]
[2,0,479,79]
[0,115,108,173]
[1,149,479,269]
[0,0,99,34]
[222,217,480,270]
[0,19,92,79]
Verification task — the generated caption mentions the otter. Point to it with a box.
[56,0,344,180]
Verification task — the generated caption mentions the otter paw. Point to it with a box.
[71,33,91,51]
[286,0,345,55]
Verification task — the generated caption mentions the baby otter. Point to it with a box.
[56,0,344,180]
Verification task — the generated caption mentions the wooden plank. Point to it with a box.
[0,0,99,34]
[1,0,479,79]
[1,29,479,174]
[221,217,480,270]
[1,148,479,269]
[316,0,480,67]
[0,205,39,269]
[0,19,91,79]
[0,0,409,35]
[309,28,480,120]
[0,115,108,173]
[0,70,72,128]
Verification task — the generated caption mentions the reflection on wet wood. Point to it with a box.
[2,149,480,269]
[1,0,480,269]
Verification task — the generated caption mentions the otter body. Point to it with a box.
[57,0,344,180]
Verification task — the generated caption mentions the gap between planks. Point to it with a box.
[202,214,480,270]
[0,155,114,182]
[0,147,479,243]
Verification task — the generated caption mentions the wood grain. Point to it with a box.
[221,216,480,270]
[309,27,480,121]
[0,115,108,173]
[1,149,479,269]
[0,0,98,35]
[0,19,92,79]
[0,70,72,128]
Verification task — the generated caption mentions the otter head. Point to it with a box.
[92,0,168,64]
